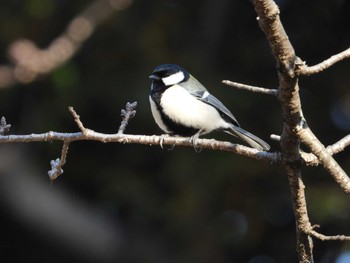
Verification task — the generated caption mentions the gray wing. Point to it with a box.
[181,74,240,126]
[196,91,240,126]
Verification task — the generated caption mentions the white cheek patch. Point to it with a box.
[162,71,185,86]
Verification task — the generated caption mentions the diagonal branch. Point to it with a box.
[222,80,278,96]
[301,134,350,166]
[296,123,350,195]
[0,0,134,88]
[297,47,350,76]
[253,0,296,76]
[68,106,88,135]
[326,134,350,155]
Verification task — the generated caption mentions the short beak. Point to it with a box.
[149,74,160,80]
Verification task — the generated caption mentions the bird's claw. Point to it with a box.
[160,134,175,150]
[160,134,168,149]
[190,133,202,153]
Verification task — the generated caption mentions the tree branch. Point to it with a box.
[68,107,87,134]
[0,0,133,88]
[253,1,312,262]
[296,47,350,76]
[0,117,11,135]
[0,106,280,180]
[295,122,350,195]
[48,141,70,180]
[253,0,296,76]
[301,134,350,166]
[327,134,350,155]
[286,166,314,263]
[222,80,278,96]
[118,102,137,134]
[306,229,350,242]
[0,129,279,162]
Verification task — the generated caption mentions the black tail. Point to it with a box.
[224,125,270,151]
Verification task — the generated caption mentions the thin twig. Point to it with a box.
[0,117,11,135]
[118,101,137,134]
[222,80,278,96]
[68,106,88,135]
[48,141,70,180]
[297,47,350,76]
[327,134,350,155]
[306,229,350,241]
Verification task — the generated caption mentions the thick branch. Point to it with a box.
[297,47,350,76]
[286,166,314,263]
[296,124,350,195]
[253,0,296,76]
[252,1,312,262]
[301,134,350,166]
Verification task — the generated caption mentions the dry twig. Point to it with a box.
[48,141,70,180]
[0,117,11,135]
[222,80,278,96]
[118,102,137,134]
[297,47,350,76]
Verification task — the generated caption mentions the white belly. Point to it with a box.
[149,96,171,133]
[159,85,229,133]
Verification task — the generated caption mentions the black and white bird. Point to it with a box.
[149,64,270,151]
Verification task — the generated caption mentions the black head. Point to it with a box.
[149,64,190,87]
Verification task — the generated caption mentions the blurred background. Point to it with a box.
[1,0,350,262]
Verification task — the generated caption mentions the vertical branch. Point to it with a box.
[252,0,313,262]
[48,141,70,180]
[118,101,137,134]
[286,166,314,263]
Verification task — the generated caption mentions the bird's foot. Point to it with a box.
[190,132,202,153]
[160,134,175,150]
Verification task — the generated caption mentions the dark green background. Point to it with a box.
[1,0,350,262]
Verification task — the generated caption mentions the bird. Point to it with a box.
[148,64,270,151]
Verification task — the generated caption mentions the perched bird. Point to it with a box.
[149,64,270,151]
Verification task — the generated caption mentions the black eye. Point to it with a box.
[162,72,171,77]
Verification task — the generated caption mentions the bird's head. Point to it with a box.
[149,64,190,87]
